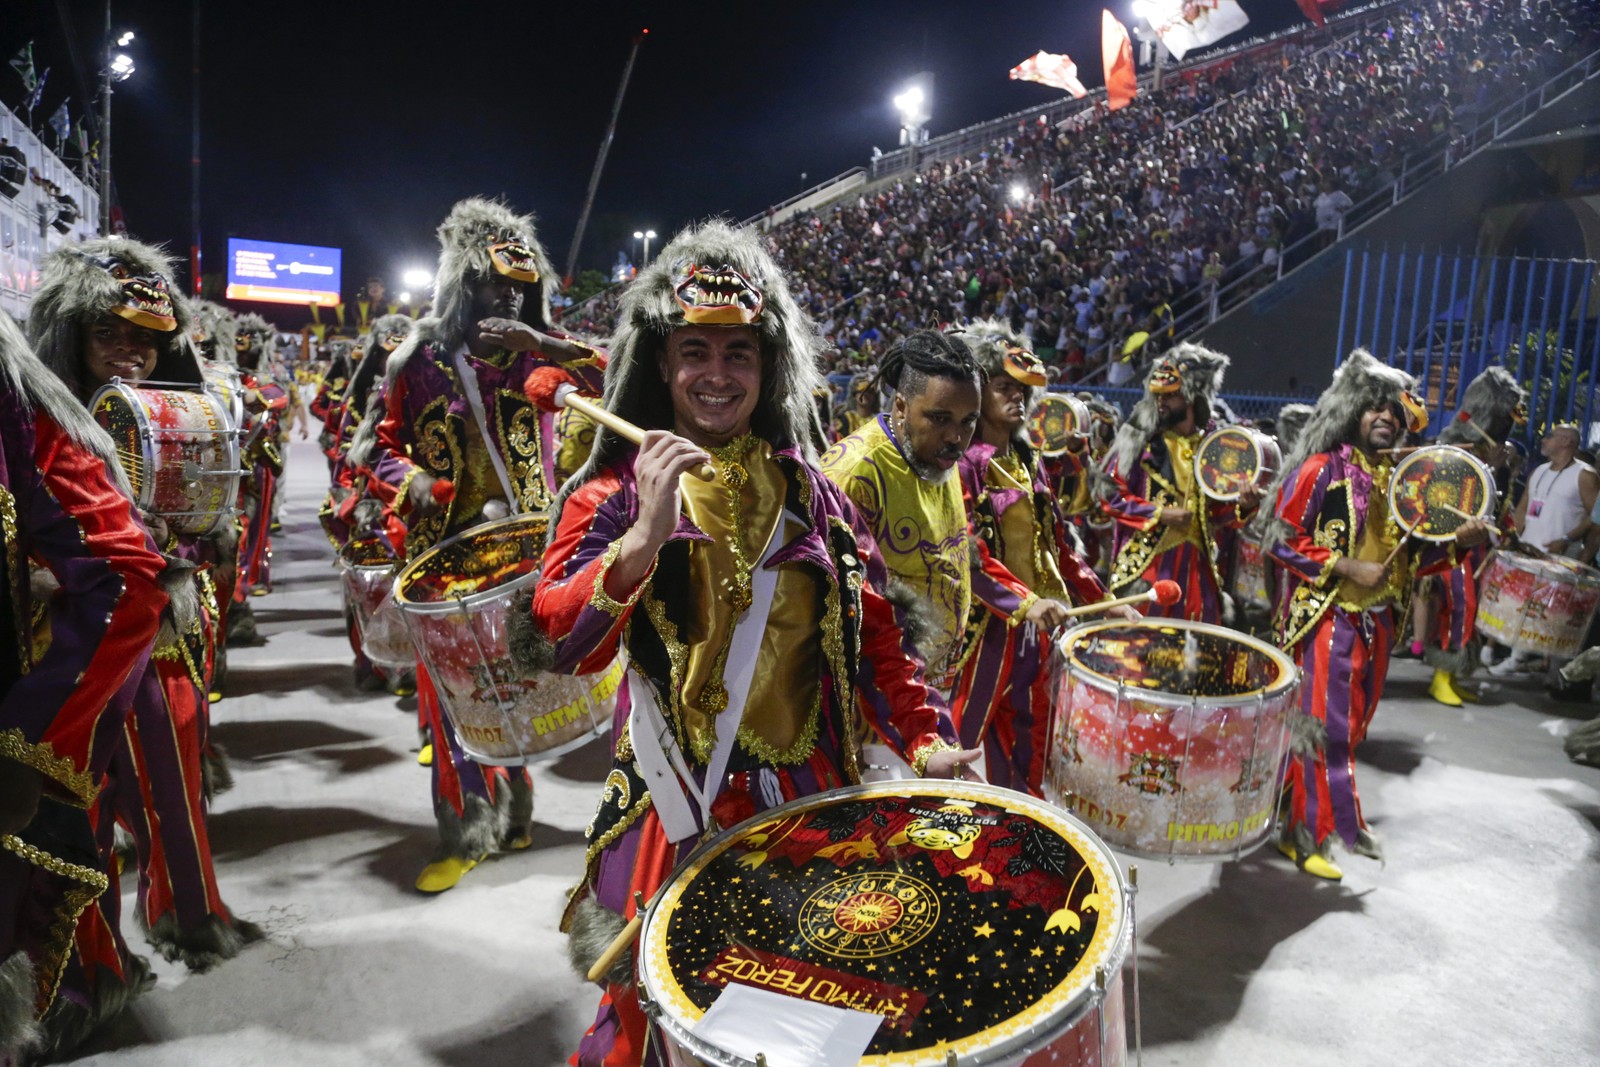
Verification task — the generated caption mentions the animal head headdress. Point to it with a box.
[1103,342,1229,477]
[431,196,555,345]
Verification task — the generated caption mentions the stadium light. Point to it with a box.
[110,53,135,80]
[117,31,135,47]
[401,267,432,290]
[633,229,658,265]
[100,30,139,236]
[398,291,412,305]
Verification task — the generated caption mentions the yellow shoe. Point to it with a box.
[503,833,533,851]
[251,587,269,597]
[415,855,480,893]
[417,742,433,767]
[1429,669,1464,707]
[208,691,224,704]
[1276,839,1343,881]
[391,683,416,698]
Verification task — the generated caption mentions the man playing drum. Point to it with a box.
[1101,344,1260,623]
[367,197,607,893]
[530,221,974,1067]
[1267,350,1489,880]
[950,319,1125,795]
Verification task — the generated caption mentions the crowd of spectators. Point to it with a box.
[565,0,1594,389]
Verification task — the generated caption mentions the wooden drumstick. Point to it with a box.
[1061,580,1183,620]
[1453,411,1500,449]
[525,370,716,481]
[1381,531,1411,570]
[586,890,651,984]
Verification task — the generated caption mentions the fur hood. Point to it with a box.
[1275,402,1314,456]
[432,197,555,347]
[1438,365,1526,447]
[26,238,201,399]
[345,314,412,425]
[1103,341,1230,478]
[561,219,827,500]
[233,313,275,371]
[187,298,238,364]
[952,316,1044,447]
[1263,349,1421,550]
[0,310,127,492]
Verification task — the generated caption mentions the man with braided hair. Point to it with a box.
[1100,343,1259,622]
[822,330,1072,707]
[531,222,970,1067]
[367,197,605,893]
[1267,350,1489,880]
[948,320,1127,794]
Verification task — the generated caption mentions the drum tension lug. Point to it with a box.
[945,1050,958,1067]
[755,1055,768,1067]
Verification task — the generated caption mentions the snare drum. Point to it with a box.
[340,534,414,670]
[638,780,1130,1067]
[1231,532,1270,611]
[1194,426,1281,502]
[392,514,620,765]
[1030,394,1092,458]
[200,359,245,431]
[1389,444,1496,541]
[90,381,241,537]
[1476,550,1600,658]
[1047,619,1298,859]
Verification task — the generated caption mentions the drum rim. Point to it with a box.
[1194,425,1267,503]
[1056,616,1298,706]
[1483,547,1600,584]
[339,532,402,569]
[392,513,549,614]
[636,778,1130,1066]
[1030,393,1090,458]
[1388,444,1497,543]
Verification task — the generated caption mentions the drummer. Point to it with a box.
[367,196,606,893]
[1266,350,1489,880]
[230,313,288,623]
[1425,367,1528,704]
[27,239,261,1025]
[1101,344,1259,623]
[530,221,974,1067]
[950,320,1126,795]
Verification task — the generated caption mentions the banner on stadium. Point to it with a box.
[1010,52,1088,98]
[1143,0,1251,62]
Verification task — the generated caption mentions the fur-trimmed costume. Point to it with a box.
[232,313,287,603]
[1266,350,1457,870]
[949,320,1110,794]
[1100,343,1252,622]
[28,240,260,1001]
[531,221,956,1067]
[366,198,605,878]
[0,310,168,1061]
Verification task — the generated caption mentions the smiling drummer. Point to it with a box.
[1265,350,1489,880]
[529,220,972,1067]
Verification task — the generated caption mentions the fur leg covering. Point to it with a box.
[35,953,153,1062]
[566,896,633,988]
[0,952,40,1062]
[1424,644,1474,677]
[143,913,265,974]
[201,743,235,802]
[506,588,556,674]
[1288,712,1327,759]
[504,774,534,847]
[224,599,261,647]
[433,791,508,863]
[1560,647,1600,684]
[1563,716,1600,767]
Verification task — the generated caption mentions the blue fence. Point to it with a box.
[1337,248,1600,445]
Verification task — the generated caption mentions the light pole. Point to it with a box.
[893,83,930,168]
[632,229,656,268]
[1129,1,1167,92]
[99,29,135,236]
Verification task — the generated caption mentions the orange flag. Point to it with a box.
[1101,9,1137,111]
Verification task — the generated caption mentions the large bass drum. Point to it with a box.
[637,780,1130,1066]
[1047,619,1298,860]
[90,381,240,537]
[340,533,415,670]
[392,514,621,765]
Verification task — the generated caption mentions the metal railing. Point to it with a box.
[739,168,867,230]
[1075,44,1600,386]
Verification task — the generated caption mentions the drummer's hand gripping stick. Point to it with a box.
[524,368,716,481]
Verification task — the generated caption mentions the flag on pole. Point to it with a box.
[8,42,35,92]
[1010,51,1088,98]
[1101,11,1137,112]
[48,101,70,142]
[1294,0,1347,28]
[22,67,49,112]
[1145,0,1251,62]
[74,119,89,157]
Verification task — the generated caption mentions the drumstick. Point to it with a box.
[525,369,715,481]
[1381,531,1411,569]
[1453,411,1500,449]
[586,890,650,984]
[1062,579,1182,619]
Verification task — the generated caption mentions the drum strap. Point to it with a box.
[629,516,789,843]
[452,348,523,514]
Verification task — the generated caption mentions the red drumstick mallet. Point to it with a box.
[1061,578,1182,618]
[431,478,455,505]
[524,367,715,481]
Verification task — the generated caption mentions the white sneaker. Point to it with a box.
[1479,644,1499,669]
[1489,653,1533,678]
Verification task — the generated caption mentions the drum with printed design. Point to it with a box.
[340,534,415,670]
[1030,394,1092,458]
[1231,533,1270,611]
[1046,619,1298,859]
[1475,550,1600,657]
[200,359,245,431]
[637,780,1130,1067]
[1389,444,1496,541]
[90,381,241,537]
[392,514,620,765]
[1194,426,1281,503]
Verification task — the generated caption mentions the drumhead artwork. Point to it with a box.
[90,382,240,537]
[394,513,546,612]
[1194,426,1278,502]
[1061,619,1295,702]
[1389,445,1495,542]
[1029,394,1091,458]
[638,780,1127,1066]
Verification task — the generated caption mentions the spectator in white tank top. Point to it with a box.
[1515,424,1599,556]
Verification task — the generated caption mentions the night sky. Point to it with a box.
[10,1,1301,318]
